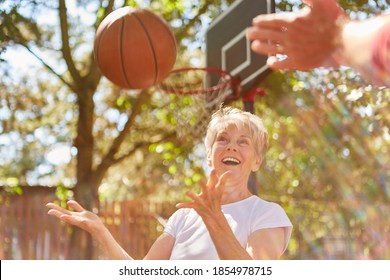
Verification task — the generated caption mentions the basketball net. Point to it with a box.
[158,67,238,141]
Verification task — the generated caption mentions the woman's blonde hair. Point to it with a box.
[204,106,269,158]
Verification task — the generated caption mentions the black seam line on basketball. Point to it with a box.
[133,13,158,85]
[154,15,177,59]
[120,16,133,88]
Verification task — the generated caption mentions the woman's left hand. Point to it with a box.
[176,170,231,218]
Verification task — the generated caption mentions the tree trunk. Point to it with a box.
[70,84,96,259]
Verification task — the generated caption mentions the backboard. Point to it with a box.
[206,0,275,97]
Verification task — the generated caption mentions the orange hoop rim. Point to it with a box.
[159,67,240,98]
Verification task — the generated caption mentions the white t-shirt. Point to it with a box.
[164,195,292,260]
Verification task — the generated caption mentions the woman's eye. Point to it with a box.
[239,139,250,145]
[216,136,228,143]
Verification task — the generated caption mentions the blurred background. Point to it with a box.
[0,0,389,259]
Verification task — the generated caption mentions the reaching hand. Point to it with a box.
[176,170,231,218]
[46,200,104,237]
[246,0,347,70]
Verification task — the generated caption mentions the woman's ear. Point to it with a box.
[251,156,262,172]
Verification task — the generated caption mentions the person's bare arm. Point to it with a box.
[177,171,285,260]
[47,200,174,260]
[247,228,285,259]
[333,14,390,73]
[197,208,254,259]
[247,0,390,85]
[47,200,133,260]
[144,233,175,260]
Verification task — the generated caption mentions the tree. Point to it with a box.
[0,0,237,259]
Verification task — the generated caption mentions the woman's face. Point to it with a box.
[208,123,261,181]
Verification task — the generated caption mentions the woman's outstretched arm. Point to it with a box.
[46,200,133,260]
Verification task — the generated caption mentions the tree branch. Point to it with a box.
[97,90,151,170]
[58,0,82,88]
[175,1,211,40]
[91,89,175,187]
[113,132,177,165]
[21,43,78,92]
[86,0,115,82]
[90,129,176,193]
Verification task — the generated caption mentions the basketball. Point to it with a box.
[94,7,177,89]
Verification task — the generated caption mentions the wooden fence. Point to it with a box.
[0,187,175,260]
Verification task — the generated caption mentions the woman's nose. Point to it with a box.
[226,142,238,151]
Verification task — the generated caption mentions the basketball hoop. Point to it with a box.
[158,67,240,140]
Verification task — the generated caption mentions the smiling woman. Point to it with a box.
[204,107,269,165]
[46,106,292,260]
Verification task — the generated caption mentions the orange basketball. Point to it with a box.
[94,7,177,89]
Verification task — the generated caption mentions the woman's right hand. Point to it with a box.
[47,200,133,259]
[46,200,104,237]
